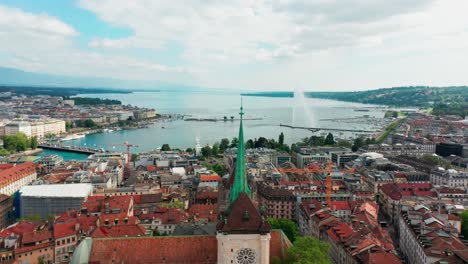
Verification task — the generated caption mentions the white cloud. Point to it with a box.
[2,1,468,90]
[0,6,77,36]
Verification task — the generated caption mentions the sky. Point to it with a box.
[1,0,468,91]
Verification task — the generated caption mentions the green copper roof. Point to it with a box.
[229,100,251,203]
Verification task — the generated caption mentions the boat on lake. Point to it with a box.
[60,134,85,141]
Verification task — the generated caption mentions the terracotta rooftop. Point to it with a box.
[0,162,36,187]
[90,224,146,238]
[189,204,218,222]
[200,174,221,182]
[89,236,218,263]
[22,230,53,245]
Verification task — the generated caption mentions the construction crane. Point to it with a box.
[277,161,355,205]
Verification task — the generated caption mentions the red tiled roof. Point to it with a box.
[0,221,38,239]
[217,193,271,234]
[14,241,55,254]
[54,220,78,239]
[362,251,401,264]
[0,162,36,187]
[0,164,13,171]
[329,201,351,211]
[89,236,218,263]
[147,165,157,172]
[189,204,218,222]
[200,174,221,182]
[326,222,355,242]
[90,224,146,238]
[300,200,323,216]
[196,191,218,200]
[22,230,53,245]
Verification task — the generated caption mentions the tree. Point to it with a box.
[461,210,468,239]
[84,119,97,128]
[267,218,299,243]
[220,138,230,152]
[392,111,399,118]
[212,163,225,175]
[278,132,284,145]
[38,256,45,264]
[30,136,38,149]
[324,133,335,145]
[287,236,330,264]
[255,137,268,148]
[161,144,171,151]
[201,145,212,158]
[309,136,325,146]
[246,139,254,149]
[352,137,364,152]
[131,153,139,162]
[3,132,30,152]
[186,147,193,153]
[337,140,352,148]
[212,142,220,156]
[230,137,239,148]
[0,148,10,156]
[65,121,72,131]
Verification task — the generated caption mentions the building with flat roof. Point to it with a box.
[19,183,93,218]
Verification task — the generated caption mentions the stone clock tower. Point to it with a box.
[216,103,272,264]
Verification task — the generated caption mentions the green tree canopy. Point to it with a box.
[461,210,468,239]
[0,148,10,156]
[3,132,30,152]
[287,236,331,264]
[212,142,220,156]
[279,132,285,145]
[161,144,171,151]
[268,218,299,243]
[201,145,212,158]
[324,133,335,145]
[30,136,38,149]
[220,138,230,153]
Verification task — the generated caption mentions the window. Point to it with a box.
[236,248,256,264]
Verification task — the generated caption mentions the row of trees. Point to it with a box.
[3,133,38,152]
[296,132,377,152]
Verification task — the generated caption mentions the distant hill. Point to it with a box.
[305,86,468,117]
[0,67,209,92]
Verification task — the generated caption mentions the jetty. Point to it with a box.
[279,124,375,133]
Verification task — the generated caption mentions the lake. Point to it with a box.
[62,90,385,152]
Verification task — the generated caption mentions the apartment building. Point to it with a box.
[0,162,37,196]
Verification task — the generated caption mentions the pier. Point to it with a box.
[279,124,375,133]
[38,144,98,155]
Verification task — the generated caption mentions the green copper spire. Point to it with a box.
[229,98,251,203]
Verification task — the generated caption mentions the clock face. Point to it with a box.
[236,248,256,264]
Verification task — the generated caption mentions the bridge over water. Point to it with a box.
[39,144,98,155]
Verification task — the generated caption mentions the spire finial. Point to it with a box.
[240,96,244,117]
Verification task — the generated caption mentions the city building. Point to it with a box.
[436,142,463,157]
[19,184,93,218]
[257,183,295,220]
[399,205,468,264]
[0,162,37,196]
[4,122,31,137]
[331,152,359,168]
[0,194,14,229]
[37,155,64,172]
[430,168,468,188]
